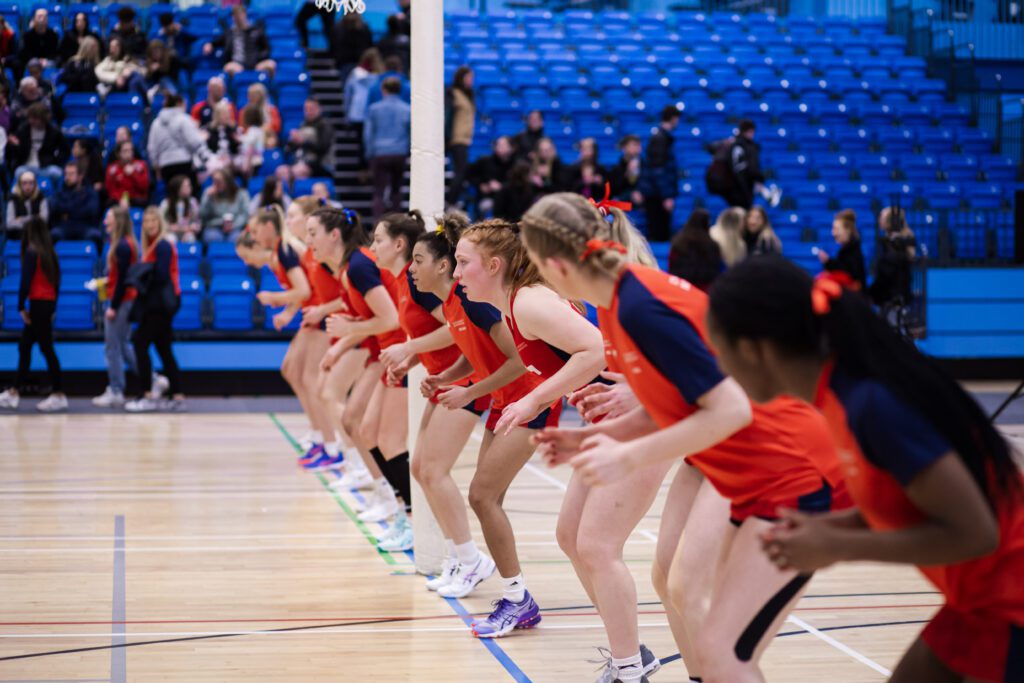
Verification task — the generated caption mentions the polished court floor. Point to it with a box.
[1,403,1021,682]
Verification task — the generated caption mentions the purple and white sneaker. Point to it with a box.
[437,553,495,599]
[472,591,541,638]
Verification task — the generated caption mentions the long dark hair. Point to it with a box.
[708,255,1020,504]
[379,210,425,261]
[312,207,366,266]
[671,208,717,257]
[451,66,474,103]
[259,176,283,210]
[164,174,193,223]
[21,217,60,290]
[415,211,469,276]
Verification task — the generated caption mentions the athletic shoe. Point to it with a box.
[640,644,661,678]
[592,647,651,683]
[330,465,374,491]
[152,374,170,398]
[472,591,541,638]
[0,389,19,409]
[378,524,413,552]
[426,556,458,592]
[375,510,406,543]
[36,394,68,413]
[298,431,315,452]
[298,444,325,467]
[92,387,125,408]
[308,452,345,472]
[125,397,160,413]
[162,397,187,412]
[437,553,496,599]
[357,489,399,523]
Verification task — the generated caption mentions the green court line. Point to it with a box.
[267,412,397,566]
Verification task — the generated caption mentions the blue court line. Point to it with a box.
[110,516,126,683]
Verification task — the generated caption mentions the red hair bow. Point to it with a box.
[588,182,633,216]
[811,271,856,315]
[580,238,627,262]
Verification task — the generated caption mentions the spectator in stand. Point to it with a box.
[92,207,139,408]
[249,175,290,216]
[199,168,249,243]
[330,10,373,82]
[155,13,195,62]
[18,9,59,73]
[389,0,412,36]
[869,205,917,309]
[148,93,210,191]
[50,162,101,245]
[742,206,782,256]
[5,170,48,239]
[59,36,101,94]
[108,6,147,60]
[818,208,867,289]
[0,17,17,73]
[638,105,680,242]
[566,137,606,199]
[377,14,410,73]
[295,1,334,49]
[311,181,340,208]
[446,66,475,207]
[59,12,103,65]
[190,76,235,127]
[494,159,539,222]
[72,139,103,191]
[105,140,150,208]
[711,206,748,268]
[237,107,266,179]
[205,100,241,174]
[10,77,58,131]
[239,83,281,135]
[142,39,180,100]
[512,110,545,161]
[0,217,65,413]
[0,84,10,131]
[94,37,145,99]
[343,48,384,137]
[529,137,566,196]
[364,77,410,219]
[104,125,142,166]
[280,97,332,181]
[159,174,201,243]
[9,103,68,188]
[25,59,55,101]
[366,55,411,110]
[723,119,781,210]
[204,5,275,78]
[608,134,643,206]
[126,207,184,413]
[668,208,723,291]
[467,135,514,218]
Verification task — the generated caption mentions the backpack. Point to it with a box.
[704,138,736,198]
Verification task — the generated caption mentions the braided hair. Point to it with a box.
[378,210,426,261]
[415,210,469,276]
[460,218,543,294]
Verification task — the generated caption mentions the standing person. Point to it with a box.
[710,207,748,268]
[0,217,65,412]
[742,206,782,256]
[126,208,184,413]
[107,6,147,60]
[608,134,643,205]
[446,66,475,207]
[92,208,139,408]
[330,10,373,82]
[148,93,209,191]
[638,105,680,242]
[295,1,334,49]
[364,77,410,220]
[726,120,781,210]
[817,209,866,290]
[707,255,1024,683]
[565,138,606,199]
[668,208,723,291]
[869,205,917,310]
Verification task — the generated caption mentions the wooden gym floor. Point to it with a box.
[1,403,1021,682]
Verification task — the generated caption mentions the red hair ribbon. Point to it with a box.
[588,182,633,216]
[811,271,856,315]
[580,238,627,262]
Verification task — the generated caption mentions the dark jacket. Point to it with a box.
[206,123,240,156]
[215,23,270,70]
[566,161,606,199]
[869,235,916,306]
[608,155,641,199]
[511,127,544,161]
[9,122,69,169]
[51,184,100,235]
[59,58,100,93]
[286,115,332,175]
[468,153,515,195]
[19,27,59,64]
[59,30,103,64]
[638,126,677,200]
[824,239,867,290]
[495,182,539,222]
[668,239,723,291]
[330,22,373,68]
[108,24,147,59]
[731,136,765,201]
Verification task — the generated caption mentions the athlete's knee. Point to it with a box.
[666,560,700,618]
[575,536,621,574]
[555,518,580,560]
[467,478,497,516]
[650,557,670,600]
[378,431,406,458]
[696,636,748,683]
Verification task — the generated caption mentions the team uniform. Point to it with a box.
[815,364,1024,682]
[300,247,343,332]
[343,247,407,377]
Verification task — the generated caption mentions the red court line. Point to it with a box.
[0,603,943,627]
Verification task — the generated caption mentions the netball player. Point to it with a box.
[707,256,1023,683]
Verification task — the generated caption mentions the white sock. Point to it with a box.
[455,540,480,566]
[310,430,324,445]
[612,653,643,682]
[444,539,456,559]
[502,573,526,603]
[324,441,339,457]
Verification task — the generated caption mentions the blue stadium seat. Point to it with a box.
[174,276,204,330]
[292,177,335,198]
[55,273,96,331]
[177,242,203,281]
[210,276,255,330]
[55,241,98,278]
[0,275,21,330]
[2,240,20,277]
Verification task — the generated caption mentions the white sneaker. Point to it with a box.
[125,397,160,413]
[426,556,458,591]
[378,524,414,552]
[437,553,496,599]
[161,397,187,412]
[330,464,374,491]
[298,431,315,452]
[92,387,125,408]
[357,488,399,523]
[152,374,170,398]
[0,389,19,409]
[36,394,68,413]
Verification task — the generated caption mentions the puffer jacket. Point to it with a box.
[147,106,210,170]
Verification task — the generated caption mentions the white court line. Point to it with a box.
[787,615,892,677]
[0,492,318,500]
[524,462,567,491]
[0,540,656,554]
[0,530,565,542]
[639,530,659,542]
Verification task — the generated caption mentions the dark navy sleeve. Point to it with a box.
[111,241,131,309]
[152,241,172,286]
[347,250,383,295]
[277,241,301,272]
[18,247,36,311]
[850,382,952,486]
[617,276,725,405]
[456,284,502,332]
[408,268,443,312]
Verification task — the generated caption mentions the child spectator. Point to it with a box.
[159,175,201,243]
[105,139,150,208]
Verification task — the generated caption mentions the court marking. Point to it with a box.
[787,615,893,676]
[110,516,125,683]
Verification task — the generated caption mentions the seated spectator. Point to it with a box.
[104,125,142,166]
[204,5,275,78]
[50,162,101,244]
[72,138,103,191]
[366,55,411,110]
[818,208,866,289]
[60,12,103,65]
[467,135,515,217]
[10,77,57,132]
[205,100,241,172]
[608,134,643,205]
[512,110,545,161]
[24,59,54,100]
[566,137,605,199]
[155,12,195,61]
[0,85,10,131]
[238,83,281,135]
[311,181,340,208]
[9,103,68,188]
[199,169,250,243]
[0,17,16,72]
[5,170,48,239]
[237,107,266,179]
[95,37,145,99]
[19,9,59,71]
[108,6,147,60]
[280,98,332,181]
[494,159,539,222]
[377,14,410,73]
[143,39,180,101]
[364,77,410,218]
[59,36,101,94]
[191,76,235,127]
[159,174,201,243]
[330,10,373,81]
[711,207,748,267]
[343,48,384,132]
[529,137,566,195]
[250,175,291,216]
[105,140,149,208]
[148,93,210,190]
[742,206,782,256]
[668,208,722,291]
